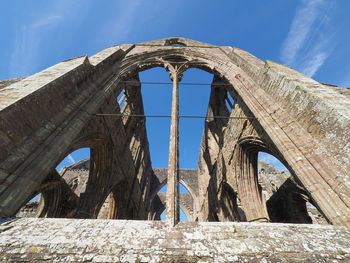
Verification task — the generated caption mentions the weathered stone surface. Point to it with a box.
[0,218,349,262]
[0,77,26,90]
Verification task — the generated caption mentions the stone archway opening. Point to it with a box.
[16,148,90,218]
[160,207,188,222]
[257,151,327,224]
[15,193,42,218]
[138,67,213,170]
[178,68,213,169]
[139,67,172,169]
[56,148,91,172]
[154,183,191,222]
[96,180,132,220]
[139,65,212,224]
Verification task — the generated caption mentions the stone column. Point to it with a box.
[165,66,180,226]
[237,149,270,222]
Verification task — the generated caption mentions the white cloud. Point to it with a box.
[67,154,76,164]
[9,14,63,77]
[301,51,329,77]
[9,0,89,78]
[32,15,62,28]
[280,0,335,77]
[96,0,143,44]
[281,0,324,65]
[10,25,38,77]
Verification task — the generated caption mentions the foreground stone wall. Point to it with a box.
[0,218,349,262]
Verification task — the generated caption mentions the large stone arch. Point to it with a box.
[0,37,349,226]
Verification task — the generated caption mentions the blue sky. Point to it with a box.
[1,0,350,86]
[3,1,350,217]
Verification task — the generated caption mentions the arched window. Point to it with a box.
[16,148,90,218]
[155,183,190,222]
[164,38,187,46]
[258,152,327,224]
[160,208,189,222]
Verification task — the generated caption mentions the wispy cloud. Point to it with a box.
[95,0,184,46]
[10,14,64,76]
[9,0,90,78]
[96,0,143,45]
[67,154,76,164]
[280,0,335,77]
[32,15,63,28]
[301,49,329,77]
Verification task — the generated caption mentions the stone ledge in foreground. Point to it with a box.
[0,218,349,262]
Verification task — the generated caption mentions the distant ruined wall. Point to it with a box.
[17,158,327,225]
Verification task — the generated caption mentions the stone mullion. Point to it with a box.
[165,68,180,226]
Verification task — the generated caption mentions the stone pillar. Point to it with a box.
[237,149,270,222]
[165,67,180,226]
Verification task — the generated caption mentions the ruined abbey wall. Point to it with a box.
[1,37,349,261]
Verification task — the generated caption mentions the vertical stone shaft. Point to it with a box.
[165,69,180,226]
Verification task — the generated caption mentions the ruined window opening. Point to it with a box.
[258,152,326,224]
[171,43,185,46]
[180,208,188,221]
[117,89,126,110]
[179,68,212,169]
[225,100,231,112]
[156,183,189,222]
[56,148,90,172]
[139,67,172,168]
[306,201,328,225]
[140,66,212,224]
[225,90,235,111]
[17,148,91,218]
[257,151,289,204]
[165,38,186,46]
[180,183,190,194]
[30,193,41,202]
[157,182,189,194]
[139,67,212,169]
[160,208,188,221]
[16,193,42,218]
[258,152,287,172]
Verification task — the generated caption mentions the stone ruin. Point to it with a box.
[17,160,327,225]
[0,37,350,262]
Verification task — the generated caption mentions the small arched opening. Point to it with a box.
[16,148,90,218]
[257,151,327,224]
[151,183,192,222]
[164,38,187,47]
[96,180,132,220]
